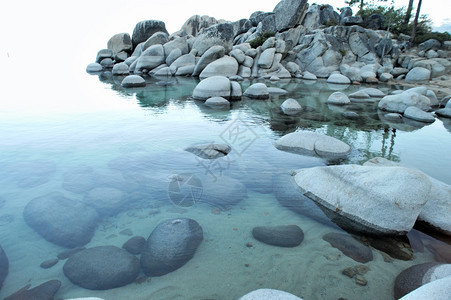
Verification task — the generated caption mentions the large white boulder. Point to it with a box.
[378,91,432,113]
[326,73,351,84]
[292,165,432,235]
[274,131,350,158]
[280,98,302,115]
[403,106,435,123]
[192,76,232,100]
[364,157,451,236]
[400,276,451,300]
[243,83,269,99]
[327,92,351,105]
[199,56,239,79]
[405,67,431,82]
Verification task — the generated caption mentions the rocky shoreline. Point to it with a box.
[85,0,451,299]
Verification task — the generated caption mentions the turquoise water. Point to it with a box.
[0,72,450,299]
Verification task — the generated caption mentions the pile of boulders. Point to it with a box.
[86,0,451,87]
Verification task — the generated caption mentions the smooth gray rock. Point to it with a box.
[394,263,451,299]
[349,90,370,99]
[112,62,129,75]
[163,36,189,56]
[192,76,231,100]
[273,0,309,32]
[405,67,431,82]
[292,165,432,235]
[229,48,246,64]
[205,96,230,109]
[64,246,140,290]
[243,83,269,99]
[99,58,113,68]
[169,53,195,75]
[180,14,218,36]
[193,45,226,76]
[23,192,98,248]
[142,32,168,51]
[199,56,239,79]
[4,280,61,300]
[360,87,386,98]
[122,236,146,255]
[378,91,432,113]
[132,20,168,47]
[192,23,234,56]
[0,245,8,290]
[418,39,441,52]
[239,289,302,300]
[185,143,231,159]
[201,176,247,208]
[121,75,146,88]
[134,55,165,73]
[403,106,435,123]
[268,87,288,95]
[141,218,203,276]
[86,63,103,73]
[107,33,133,54]
[230,81,243,100]
[258,48,276,69]
[281,98,302,115]
[274,131,350,158]
[165,48,182,66]
[302,71,317,80]
[327,92,351,105]
[436,108,451,118]
[252,225,304,247]
[96,49,113,63]
[83,187,127,216]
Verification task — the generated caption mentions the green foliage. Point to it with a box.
[249,31,275,48]
[414,31,451,44]
[356,3,446,45]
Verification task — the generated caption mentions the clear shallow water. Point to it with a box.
[0,72,450,300]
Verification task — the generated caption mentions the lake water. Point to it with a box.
[0,71,450,300]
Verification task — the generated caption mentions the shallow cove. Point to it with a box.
[0,73,450,300]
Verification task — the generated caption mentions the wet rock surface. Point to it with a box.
[141,218,203,276]
[63,246,140,290]
[252,225,304,247]
[322,232,373,263]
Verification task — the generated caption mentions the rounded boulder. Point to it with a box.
[63,246,140,290]
[140,218,203,276]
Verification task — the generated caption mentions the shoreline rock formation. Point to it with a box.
[87,1,451,89]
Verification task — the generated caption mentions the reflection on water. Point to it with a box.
[0,74,450,300]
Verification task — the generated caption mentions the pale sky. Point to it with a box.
[0,0,449,71]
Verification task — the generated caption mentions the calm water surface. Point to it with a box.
[0,71,450,300]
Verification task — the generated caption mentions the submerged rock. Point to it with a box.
[23,192,98,248]
[201,176,247,209]
[0,245,8,290]
[185,143,231,159]
[327,92,351,105]
[274,131,350,159]
[4,280,61,300]
[64,246,140,290]
[323,232,373,263]
[141,218,203,276]
[205,96,231,109]
[252,225,304,247]
[122,236,146,255]
[292,165,432,235]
